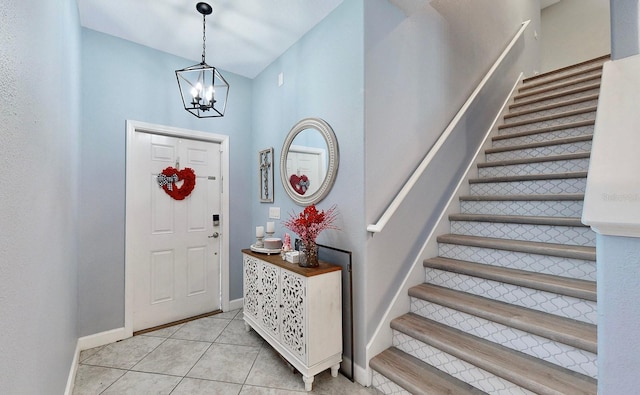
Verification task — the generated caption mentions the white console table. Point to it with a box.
[242,249,342,391]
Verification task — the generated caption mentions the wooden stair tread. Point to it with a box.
[505,94,599,119]
[487,135,592,154]
[469,171,587,184]
[492,119,594,142]
[409,283,597,353]
[511,83,601,109]
[449,213,587,227]
[423,256,596,301]
[391,314,597,395]
[522,55,609,84]
[436,234,596,261]
[370,347,488,395]
[459,193,584,201]
[479,152,590,167]
[521,65,604,91]
[515,75,602,100]
[499,106,597,129]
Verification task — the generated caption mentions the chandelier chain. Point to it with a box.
[201,13,207,64]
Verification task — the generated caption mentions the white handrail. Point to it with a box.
[367,20,531,234]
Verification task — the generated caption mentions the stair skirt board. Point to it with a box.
[371,57,605,394]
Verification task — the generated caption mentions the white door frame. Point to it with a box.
[124,120,230,336]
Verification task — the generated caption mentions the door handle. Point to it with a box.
[208,232,220,238]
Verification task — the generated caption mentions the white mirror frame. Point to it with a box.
[280,118,339,206]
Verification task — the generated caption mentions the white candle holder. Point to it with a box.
[255,236,264,248]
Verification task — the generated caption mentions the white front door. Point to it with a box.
[128,130,222,331]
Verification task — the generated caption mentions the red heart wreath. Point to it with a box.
[157,167,196,200]
[290,174,310,195]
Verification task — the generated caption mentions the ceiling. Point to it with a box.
[77,0,344,79]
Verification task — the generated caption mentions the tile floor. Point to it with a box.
[73,309,378,394]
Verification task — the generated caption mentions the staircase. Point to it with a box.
[370,56,608,395]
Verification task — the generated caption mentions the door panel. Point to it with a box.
[130,131,221,331]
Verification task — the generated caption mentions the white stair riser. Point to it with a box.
[410,298,597,378]
[498,112,596,136]
[438,243,596,281]
[512,88,601,112]
[523,63,605,86]
[487,142,592,162]
[371,372,411,395]
[392,331,535,395]
[460,199,584,217]
[505,99,598,125]
[491,126,594,148]
[514,80,600,103]
[450,221,595,247]
[479,158,590,178]
[424,268,597,324]
[469,178,587,196]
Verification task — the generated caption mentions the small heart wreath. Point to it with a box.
[290,174,310,195]
[157,167,196,200]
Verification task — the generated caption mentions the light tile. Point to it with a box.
[310,370,380,395]
[214,309,241,320]
[187,343,260,384]
[234,309,245,320]
[244,346,305,391]
[72,365,126,395]
[216,319,264,347]
[172,377,242,395]
[82,335,165,369]
[171,316,230,342]
[133,338,210,376]
[102,371,181,395]
[239,385,305,395]
[78,345,105,363]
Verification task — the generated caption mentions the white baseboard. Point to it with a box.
[228,297,243,311]
[353,361,371,387]
[64,341,81,395]
[65,327,131,395]
[77,326,132,351]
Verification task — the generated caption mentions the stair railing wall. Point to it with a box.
[367,20,530,235]
[364,20,531,384]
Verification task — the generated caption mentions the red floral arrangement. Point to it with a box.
[157,166,196,200]
[283,204,339,245]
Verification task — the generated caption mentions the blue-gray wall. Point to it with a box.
[78,29,254,336]
[363,0,539,364]
[250,0,366,368]
[610,0,639,60]
[0,0,81,392]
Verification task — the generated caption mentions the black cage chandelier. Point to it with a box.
[175,2,229,118]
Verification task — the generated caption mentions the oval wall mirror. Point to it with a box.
[280,118,339,206]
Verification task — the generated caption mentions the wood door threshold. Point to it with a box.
[133,309,223,336]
